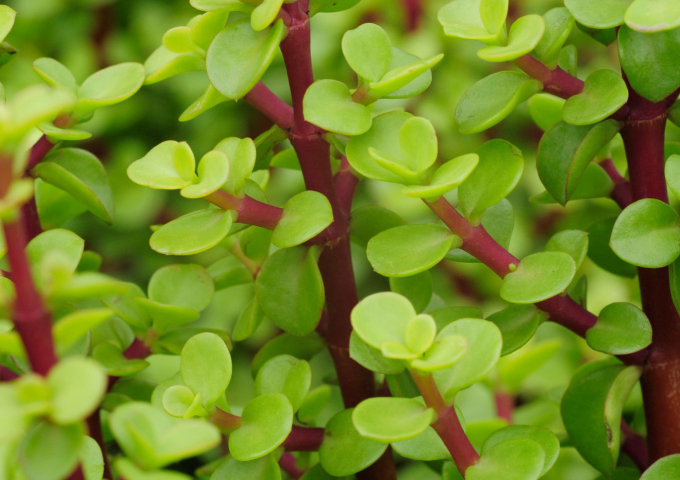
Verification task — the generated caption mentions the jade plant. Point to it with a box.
[2,0,680,478]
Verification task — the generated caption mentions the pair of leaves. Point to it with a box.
[179,332,232,410]
[255,354,311,413]
[438,0,509,44]
[500,252,576,304]
[567,0,680,33]
[477,15,545,63]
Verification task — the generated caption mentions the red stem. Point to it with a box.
[411,372,480,475]
[282,425,325,452]
[514,55,584,99]
[621,420,649,472]
[278,4,397,479]
[402,0,423,31]
[243,82,295,130]
[279,452,305,479]
[620,103,680,462]
[426,196,647,365]
[205,192,283,230]
[598,158,632,209]
[334,157,359,218]
[26,135,54,171]
[0,365,19,381]
[494,391,514,423]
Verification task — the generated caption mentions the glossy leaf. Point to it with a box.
[352,397,436,442]
[38,123,91,142]
[488,305,542,356]
[27,229,84,290]
[434,319,502,400]
[458,139,524,220]
[392,425,452,461]
[128,141,193,190]
[587,216,638,278]
[402,154,479,199]
[309,0,361,14]
[148,264,214,312]
[180,151,230,199]
[207,19,286,99]
[211,455,281,480]
[229,392,293,461]
[667,154,680,201]
[351,292,415,349]
[320,409,389,476]
[255,354,311,412]
[252,332,326,376]
[498,340,561,392]
[625,0,680,32]
[640,455,680,479]
[93,342,149,377]
[611,199,680,268]
[536,8,575,67]
[410,334,469,372]
[272,191,333,248]
[390,271,433,313]
[19,422,84,480]
[564,0,632,28]
[561,364,642,476]
[114,458,192,480]
[483,426,560,476]
[528,93,565,131]
[587,303,652,354]
[255,246,324,336]
[456,72,542,134]
[532,163,615,204]
[349,331,406,375]
[501,252,576,304]
[151,208,235,256]
[74,63,146,118]
[618,25,680,102]
[438,0,503,43]
[342,23,392,82]
[537,120,622,205]
[48,357,107,424]
[53,308,112,353]
[368,53,443,101]
[144,46,205,85]
[367,224,460,277]
[181,332,232,408]
[214,137,257,196]
[303,79,372,136]
[180,84,229,122]
[467,438,545,480]
[33,148,114,224]
[545,229,589,270]
[350,205,406,248]
[563,70,628,125]
[251,0,284,31]
[478,15,545,62]
[33,57,77,94]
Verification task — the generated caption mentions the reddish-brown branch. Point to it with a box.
[205,191,283,230]
[282,425,325,452]
[0,365,19,381]
[598,158,632,209]
[26,135,54,171]
[494,391,514,423]
[402,0,423,31]
[514,55,584,99]
[334,157,359,218]
[426,196,648,364]
[621,420,648,472]
[244,82,295,130]
[411,372,479,475]
[621,108,680,462]
[278,4,397,478]
[279,453,305,479]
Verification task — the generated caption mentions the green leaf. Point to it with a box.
[207,19,286,99]
[537,120,622,205]
[434,319,502,400]
[114,458,193,480]
[488,305,542,356]
[148,264,214,312]
[19,422,84,480]
[180,151,230,199]
[564,0,632,28]
[342,23,392,82]
[350,205,406,248]
[151,208,235,256]
[618,25,680,102]
[392,425,452,461]
[478,15,545,62]
[346,111,413,183]
[352,397,436,442]
[498,340,561,392]
[398,117,439,174]
[180,84,229,122]
[351,291,415,349]
[109,402,221,469]
[128,141,193,190]
[33,57,77,94]
[211,455,281,480]
[191,0,254,12]
[349,331,406,375]
[48,357,107,424]
[303,79,372,136]
[255,246,324,336]
[562,70,628,125]
[38,122,91,142]
[467,438,545,480]
[561,364,642,476]
[272,191,333,248]
[232,298,265,342]
[500,252,576,304]
[144,46,205,85]
[367,224,459,277]
[532,163,615,204]
[229,392,293,461]
[483,426,559,476]
[181,332,232,408]
[74,63,145,118]
[367,53,444,101]
[587,303,652,354]
[528,93,565,131]
[402,154,479,199]
[535,8,575,67]
[410,334,469,372]
[255,354,311,412]
[163,26,196,54]
[458,139,524,220]
[640,455,680,479]
[587,217,638,278]
[53,308,112,353]
[251,0,284,31]
[214,137,257,196]
[309,0,360,14]
[0,6,15,44]
[390,271,433,313]
[27,228,84,290]
[625,0,680,32]
[252,332,326,375]
[456,72,542,134]
[320,408,389,475]
[33,148,114,224]
[191,10,230,50]
[162,385,207,419]
[480,0,509,36]
[93,342,149,376]
[438,0,503,43]
[667,154,680,201]
[611,198,680,268]
[545,229,589,270]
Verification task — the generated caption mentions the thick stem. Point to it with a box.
[411,372,480,475]
[494,391,514,423]
[402,0,423,31]
[243,82,295,130]
[621,112,680,462]
[205,192,283,230]
[282,425,325,452]
[334,157,359,218]
[278,5,397,478]
[2,218,57,376]
[514,55,585,99]
[621,420,649,472]
[426,196,647,364]
[279,453,305,479]
[598,158,632,209]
